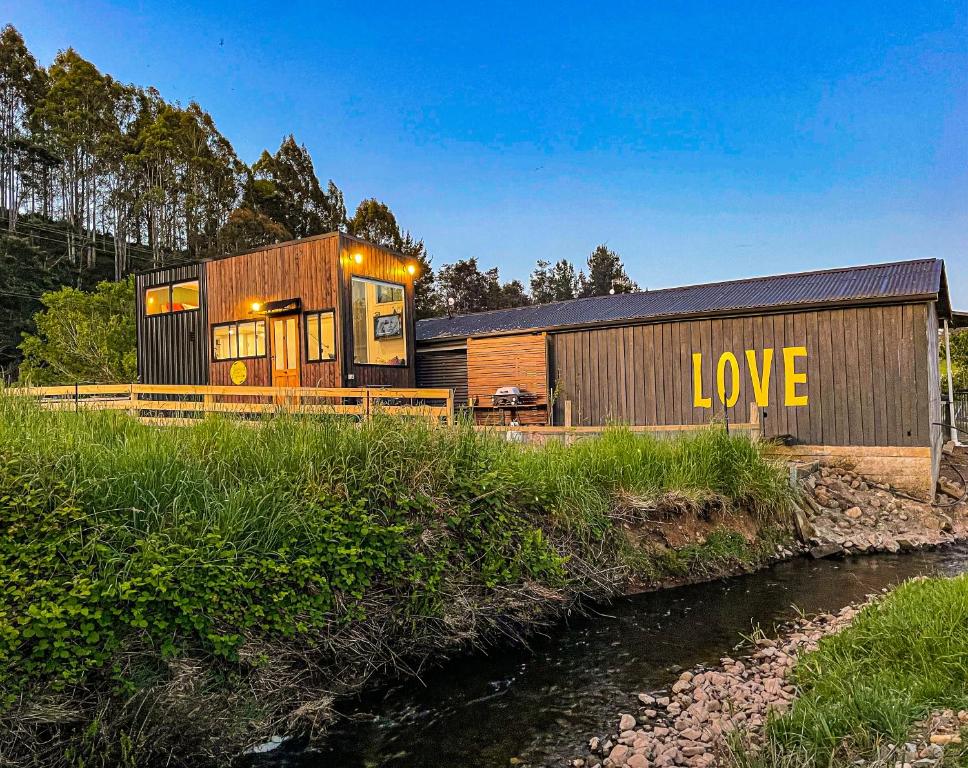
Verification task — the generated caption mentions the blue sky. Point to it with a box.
[9,1,968,303]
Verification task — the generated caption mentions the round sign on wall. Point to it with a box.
[230,360,247,385]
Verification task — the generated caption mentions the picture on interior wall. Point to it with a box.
[374,311,403,339]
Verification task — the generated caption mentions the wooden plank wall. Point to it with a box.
[205,234,342,387]
[466,333,548,423]
[550,303,936,447]
[338,233,416,388]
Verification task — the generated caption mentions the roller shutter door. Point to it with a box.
[416,348,469,408]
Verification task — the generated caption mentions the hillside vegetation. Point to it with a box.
[0,396,794,766]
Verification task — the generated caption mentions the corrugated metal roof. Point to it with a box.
[417,258,947,342]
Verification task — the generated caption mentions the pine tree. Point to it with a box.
[347,198,402,248]
[579,244,638,297]
[252,135,344,237]
[436,258,530,314]
[530,259,553,304]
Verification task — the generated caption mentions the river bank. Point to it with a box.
[302,548,968,768]
[581,572,968,768]
[575,459,968,768]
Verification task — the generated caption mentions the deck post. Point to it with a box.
[944,318,959,445]
[446,388,454,426]
[749,402,761,441]
[564,399,573,428]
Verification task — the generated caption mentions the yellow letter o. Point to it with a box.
[716,352,740,408]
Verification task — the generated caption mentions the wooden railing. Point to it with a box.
[9,384,455,425]
[477,403,762,443]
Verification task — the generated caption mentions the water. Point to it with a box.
[272,547,968,768]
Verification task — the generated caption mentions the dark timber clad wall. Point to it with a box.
[135,264,208,385]
[549,302,939,447]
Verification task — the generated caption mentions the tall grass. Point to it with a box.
[0,394,791,560]
[733,574,968,767]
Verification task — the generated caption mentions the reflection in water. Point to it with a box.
[268,548,968,768]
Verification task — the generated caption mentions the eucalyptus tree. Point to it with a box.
[32,48,121,267]
[0,24,45,231]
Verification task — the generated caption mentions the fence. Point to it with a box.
[952,391,968,439]
[475,403,762,444]
[9,384,455,425]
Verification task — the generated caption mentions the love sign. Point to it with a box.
[692,347,808,408]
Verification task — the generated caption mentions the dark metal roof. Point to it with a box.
[417,258,948,342]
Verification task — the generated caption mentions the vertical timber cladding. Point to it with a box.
[550,303,937,447]
[466,333,550,424]
[337,233,416,388]
[136,263,208,385]
[204,234,342,387]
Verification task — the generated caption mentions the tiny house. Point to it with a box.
[135,232,418,389]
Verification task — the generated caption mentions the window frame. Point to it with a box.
[210,319,267,362]
[143,279,201,317]
[350,276,409,368]
[303,308,338,363]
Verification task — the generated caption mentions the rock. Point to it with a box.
[620,714,637,731]
[929,733,961,745]
[626,756,649,768]
[810,543,843,559]
[608,744,630,765]
[638,694,656,706]
[656,697,671,708]
[845,506,863,519]
[589,737,601,752]
[937,476,964,499]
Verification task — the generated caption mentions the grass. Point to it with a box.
[0,393,794,766]
[731,574,968,767]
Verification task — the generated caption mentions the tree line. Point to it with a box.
[0,24,638,377]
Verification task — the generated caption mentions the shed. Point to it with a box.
[416,258,951,497]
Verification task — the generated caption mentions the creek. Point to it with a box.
[271,547,968,767]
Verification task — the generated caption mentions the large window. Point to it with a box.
[212,320,266,360]
[351,277,407,366]
[144,280,200,315]
[305,310,336,361]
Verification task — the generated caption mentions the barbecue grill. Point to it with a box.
[492,386,522,408]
